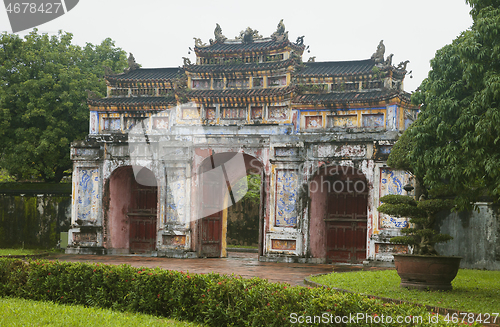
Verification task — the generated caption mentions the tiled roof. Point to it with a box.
[88,96,176,107]
[185,59,295,74]
[195,39,304,54]
[297,59,375,77]
[187,86,294,99]
[106,68,183,82]
[293,89,411,104]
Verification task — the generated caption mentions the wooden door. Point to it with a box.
[325,188,367,263]
[199,169,223,257]
[129,176,157,254]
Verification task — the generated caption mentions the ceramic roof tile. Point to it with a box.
[88,96,176,107]
[106,68,183,82]
[195,39,304,54]
[185,59,295,74]
[297,59,375,77]
[187,86,294,98]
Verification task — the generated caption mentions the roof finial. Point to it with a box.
[236,27,263,44]
[124,53,140,73]
[214,23,227,44]
[271,19,288,42]
[371,40,385,63]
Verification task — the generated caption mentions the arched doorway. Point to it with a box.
[309,165,368,263]
[197,152,264,258]
[105,166,158,254]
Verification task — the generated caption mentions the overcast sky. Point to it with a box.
[0,0,473,92]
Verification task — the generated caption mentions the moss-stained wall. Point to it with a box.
[435,204,500,270]
[0,183,71,249]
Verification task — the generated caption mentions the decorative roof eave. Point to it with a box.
[186,86,295,105]
[87,96,177,112]
[189,94,292,106]
[194,39,305,56]
[185,59,297,76]
[292,90,413,107]
[104,68,184,83]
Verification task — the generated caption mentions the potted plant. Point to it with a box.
[377,193,461,290]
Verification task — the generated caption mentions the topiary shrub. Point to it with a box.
[377,195,454,255]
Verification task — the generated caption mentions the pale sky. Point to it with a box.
[0,0,473,92]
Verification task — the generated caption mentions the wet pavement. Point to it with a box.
[45,252,393,286]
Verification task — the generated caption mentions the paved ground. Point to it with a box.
[46,252,393,286]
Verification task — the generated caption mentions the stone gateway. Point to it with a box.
[68,22,417,264]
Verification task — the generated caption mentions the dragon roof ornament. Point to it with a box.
[271,19,288,42]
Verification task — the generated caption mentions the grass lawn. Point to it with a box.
[0,248,50,256]
[0,297,204,327]
[309,269,500,314]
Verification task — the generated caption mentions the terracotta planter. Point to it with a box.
[393,254,462,291]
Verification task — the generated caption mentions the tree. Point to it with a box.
[0,30,127,182]
[391,1,500,211]
[378,195,453,255]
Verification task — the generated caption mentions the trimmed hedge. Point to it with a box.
[0,258,458,326]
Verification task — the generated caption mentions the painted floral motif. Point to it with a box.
[269,106,288,120]
[77,168,99,221]
[275,170,298,227]
[306,116,322,129]
[379,168,411,228]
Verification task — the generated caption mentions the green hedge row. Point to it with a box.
[0,258,455,326]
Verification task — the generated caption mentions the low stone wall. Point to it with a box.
[0,183,72,249]
[435,203,500,270]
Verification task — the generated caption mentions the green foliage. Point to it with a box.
[310,269,500,315]
[395,2,500,211]
[0,258,456,326]
[232,173,261,205]
[0,30,127,182]
[378,195,453,255]
[386,129,413,171]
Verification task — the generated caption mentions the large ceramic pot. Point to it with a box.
[393,254,462,291]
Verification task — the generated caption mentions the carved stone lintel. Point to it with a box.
[371,40,385,63]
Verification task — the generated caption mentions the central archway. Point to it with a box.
[197,152,264,258]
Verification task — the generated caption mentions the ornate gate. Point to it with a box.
[325,183,367,263]
[128,174,157,254]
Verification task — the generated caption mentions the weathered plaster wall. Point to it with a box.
[0,192,71,248]
[435,204,500,270]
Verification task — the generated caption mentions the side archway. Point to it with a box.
[104,166,158,254]
[309,165,368,263]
